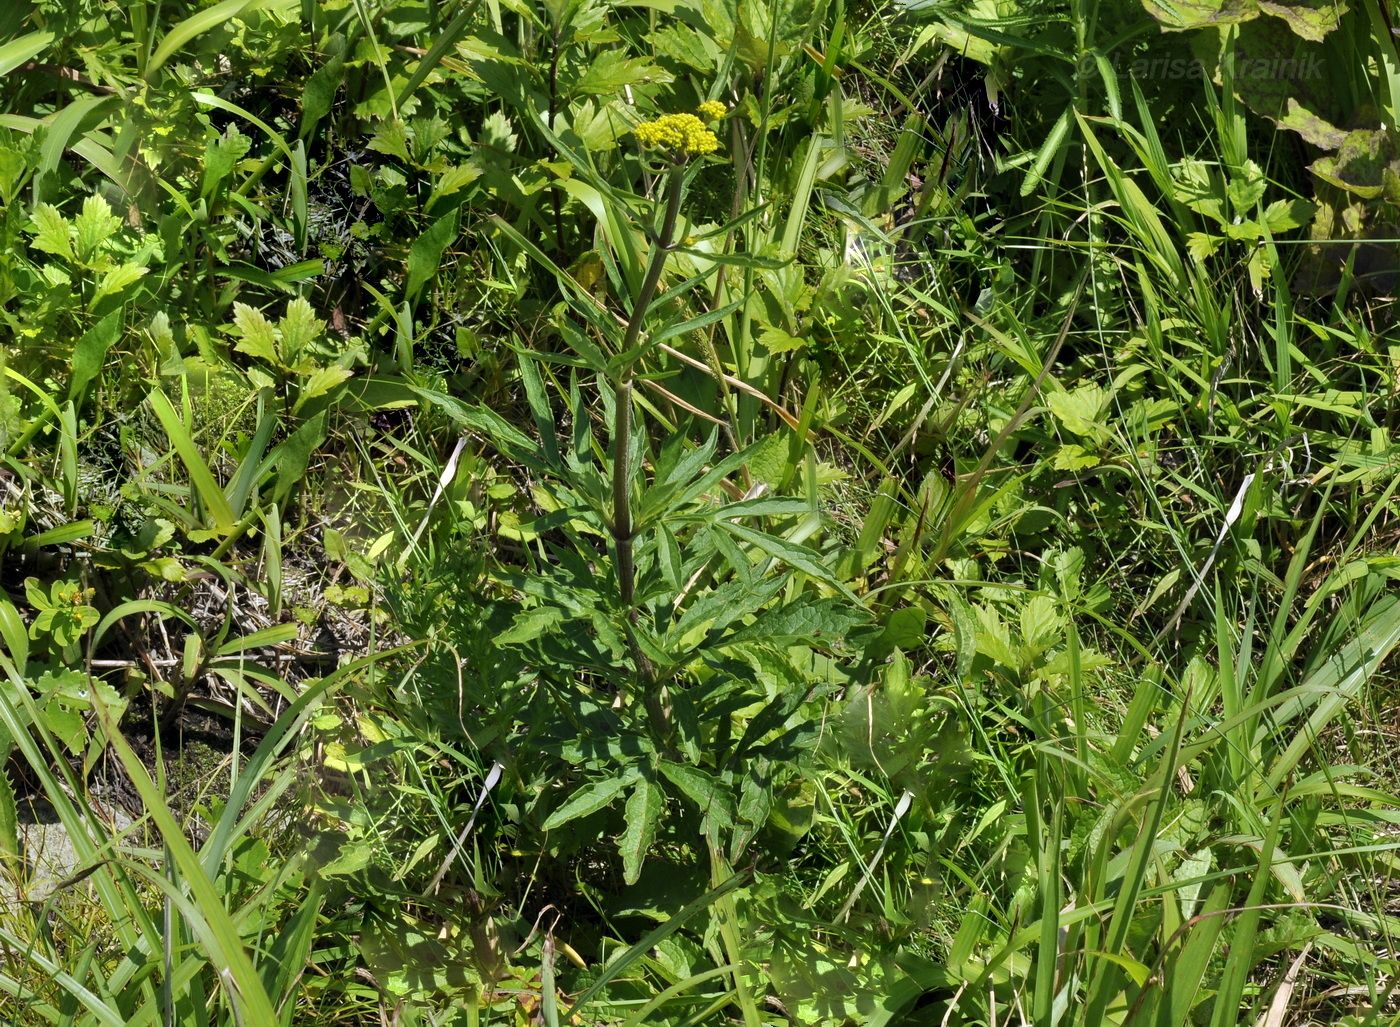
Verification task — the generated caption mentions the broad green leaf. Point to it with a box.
[70,308,122,399]
[618,773,663,885]
[406,212,459,299]
[1310,129,1394,199]
[650,23,720,71]
[573,53,672,95]
[294,365,352,409]
[201,123,251,196]
[1140,0,1257,31]
[1047,383,1108,437]
[1225,161,1266,212]
[232,302,280,363]
[30,203,72,259]
[1258,0,1346,40]
[497,606,565,645]
[92,262,148,305]
[542,775,631,831]
[658,762,733,827]
[1054,443,1102,471]
[1277,99,1346,148]
[746,429,795,488]
[73,194,121,262]
[278,297,324,358]
[723,597,868,648]
[429,163,482,212]
[1261,198,1314,232]
[1186,232,1222,261]
[757,326,807,354]
[300,39,346,137]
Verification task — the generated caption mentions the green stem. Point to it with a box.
[611,163,685,613]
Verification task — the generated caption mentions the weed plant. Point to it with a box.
[1,0,1400,1024]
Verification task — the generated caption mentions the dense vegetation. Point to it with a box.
[2,0,1399,1023]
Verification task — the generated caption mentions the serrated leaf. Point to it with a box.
[973,603,1020,669]
[278,297,324,358]
[30,203,72,259]
[480,110,517,154]
[294,364,353,409]
[0,770,17,864]
[718,521,854,598]
[757,326,807,354]
[43,701,86,755]
[618,773,663,885]
[1186,232,1222,261]
[232,302,280,363]
[723,596,867,648]
[1261,198,1314,232]
[1019,594,1062,650]
[1054,444,1102,471]
[92,262,148,304]
[1226,162,1266,212]
[658,762,733,827]
[1047,383,1108,437]
[73,194,121,262]
[497,606,564,645]
[650,24,719,71]
[572,53,672,96]
[368,118,411,161]
[429,163,482,211]
[542,775,631,831]
[202,123,251,196]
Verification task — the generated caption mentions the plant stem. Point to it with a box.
[611,163,686,613]
[547,26,565,253]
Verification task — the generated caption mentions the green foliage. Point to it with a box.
[1,0,1399,1023]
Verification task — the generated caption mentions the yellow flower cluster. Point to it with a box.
[633,111,721,157]
[697,100,727,122]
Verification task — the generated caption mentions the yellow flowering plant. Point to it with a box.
[607,100,730,644]
[632,103,727,159]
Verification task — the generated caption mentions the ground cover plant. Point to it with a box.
[2,0,1400,1023]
